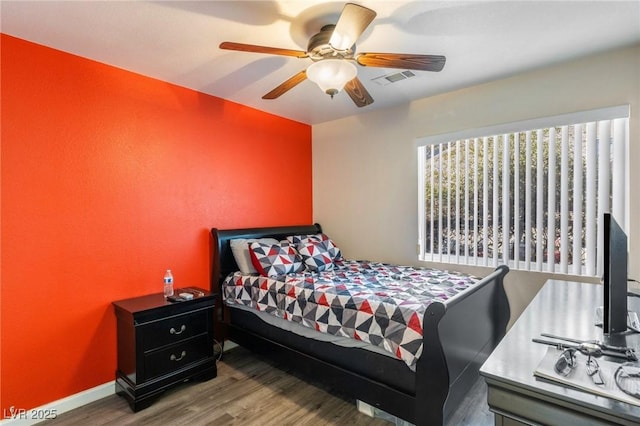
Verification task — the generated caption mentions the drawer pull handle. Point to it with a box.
[170,351,187,362]
[170,325,186,335]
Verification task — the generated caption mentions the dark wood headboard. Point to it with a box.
[210,223,322,294]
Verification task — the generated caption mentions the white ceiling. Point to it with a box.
[2,1,639,125]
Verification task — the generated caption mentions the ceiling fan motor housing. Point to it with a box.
[307,25,354,61]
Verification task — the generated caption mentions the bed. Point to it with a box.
[210,224,509,425]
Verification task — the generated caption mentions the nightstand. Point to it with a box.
[113,288,217,411]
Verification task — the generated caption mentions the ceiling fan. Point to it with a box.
[219,2,446,107]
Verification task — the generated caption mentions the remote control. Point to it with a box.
[179,292,194,300]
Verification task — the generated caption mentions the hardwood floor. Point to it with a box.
[41,346,493,425]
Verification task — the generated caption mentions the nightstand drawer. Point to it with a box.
[139,309,208,350]
[144,334,210,380]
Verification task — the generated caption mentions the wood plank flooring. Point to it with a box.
[41,346,493,425]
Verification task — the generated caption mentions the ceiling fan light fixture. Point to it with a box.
[306,59,357,98]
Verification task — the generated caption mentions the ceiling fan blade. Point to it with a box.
[356,53,446,72]
[220,42,308,58]
[262,70,307,100]
[329,3,377,51]
[344,77,374,108]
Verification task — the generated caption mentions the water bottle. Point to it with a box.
[163,269,174,298]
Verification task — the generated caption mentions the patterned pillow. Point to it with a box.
[230,238,279,274]
[249,242,303,277]
[286,233,342,261]
[286,233,319,245]
[296,239,335,272]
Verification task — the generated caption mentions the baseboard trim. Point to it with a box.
[0,381,114,425]
[2,342,237,424]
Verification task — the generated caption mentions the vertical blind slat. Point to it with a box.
[597,121,611,277]
[473,138,479,264]
[612,118,626,223]
[585,122,597,276]
[455,140,461,263]
[502,134,510,267]
[447,142,452,260]
[483,137,489,267]
[547,127,557,272]
[464,140,470,260]
[560,126,569,273]
[438,144,444,263]
[514,133,520,270]
[429,145,435,256]
[525,131,532,270]
[418,148,423,257]
[493,136,500,267]
[573,124,583,275]
[536,129,544,271]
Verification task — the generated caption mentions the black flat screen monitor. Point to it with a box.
[603,212,628,334]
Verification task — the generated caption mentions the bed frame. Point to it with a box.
[210,224,510,425]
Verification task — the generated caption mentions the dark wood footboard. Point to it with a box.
[416,265,510,424]
[210,225,510,425]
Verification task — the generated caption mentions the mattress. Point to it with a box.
[222,259,480,367]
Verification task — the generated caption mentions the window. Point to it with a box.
[417,106,629,277]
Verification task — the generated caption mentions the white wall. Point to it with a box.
[313,44,640,324]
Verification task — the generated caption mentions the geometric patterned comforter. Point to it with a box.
[222,259,480,367]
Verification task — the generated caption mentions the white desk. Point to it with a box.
[480,280,640,425]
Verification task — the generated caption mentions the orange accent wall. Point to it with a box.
[0,34,312,412]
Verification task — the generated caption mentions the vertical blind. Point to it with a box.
[417,106,629,276]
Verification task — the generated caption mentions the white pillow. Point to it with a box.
[230,238,279,274]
